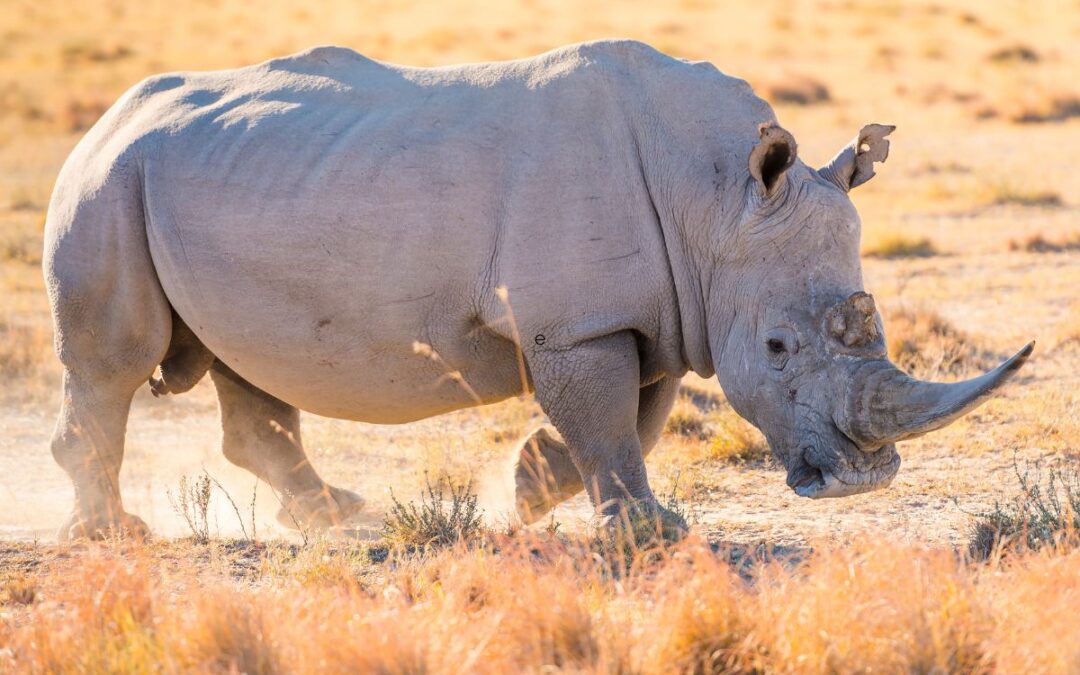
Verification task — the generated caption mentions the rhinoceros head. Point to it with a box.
[707,122,1032,499]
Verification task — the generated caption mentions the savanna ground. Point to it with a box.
[1,0,1079,671]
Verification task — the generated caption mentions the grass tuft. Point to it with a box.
[1,572,37,606]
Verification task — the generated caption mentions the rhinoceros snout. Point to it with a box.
[788,442,900,499]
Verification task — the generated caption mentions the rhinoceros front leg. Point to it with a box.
[514,375,681,523]
[209,363,365,530]
[527,332,665,521]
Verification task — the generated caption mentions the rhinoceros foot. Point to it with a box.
[592,498,689,547]
[275,485,366,530]
[513,426,585,524]
[59,509,151,543]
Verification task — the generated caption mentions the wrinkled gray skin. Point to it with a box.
[44,40,1031,540]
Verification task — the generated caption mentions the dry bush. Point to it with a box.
[986,44,1040,63]
[883,306,993,379]
[864,233,938,259]
[969,459,1080,560]
[1008,233,1080,253]
[765,74,831,105]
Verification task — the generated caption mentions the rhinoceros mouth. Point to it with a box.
[787,447,900,499]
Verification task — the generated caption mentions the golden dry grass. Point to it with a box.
[3,535,1080,673]
[0,0,1078,671]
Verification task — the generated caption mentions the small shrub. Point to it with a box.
[383,475,485,549]
[169,474,213,544]
[968,459,1080,560]
[864,234,938,259]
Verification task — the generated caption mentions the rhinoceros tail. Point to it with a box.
[148,311,216,397]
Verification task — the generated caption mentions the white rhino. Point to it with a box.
[44,40,1031,540]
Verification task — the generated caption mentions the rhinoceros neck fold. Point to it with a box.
[630,123,716,378]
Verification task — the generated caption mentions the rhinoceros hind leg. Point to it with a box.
[209,362,365,529]
[513,375,682,523]
[46,174,173,542]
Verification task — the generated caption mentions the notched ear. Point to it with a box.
[820,123,895,192]
[748,122,798,197]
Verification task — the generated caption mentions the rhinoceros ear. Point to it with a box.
[820,123,896,192]
[748,123,798,197]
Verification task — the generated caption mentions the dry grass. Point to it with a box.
[3,533,1080,673]
[883,305,994,379]
[764,74,831,106]
[864,233,938,259]
[663,390,769,464]
[1008,233,1080,254]
[981,181,1064,208]
[707,408,769,463]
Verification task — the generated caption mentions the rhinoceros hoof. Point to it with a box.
[591,500,689,545]
[513,426,582,524]
[59,509,151,543]
[276,485,366,530]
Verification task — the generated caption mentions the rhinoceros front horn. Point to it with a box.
[841,342,1034,448]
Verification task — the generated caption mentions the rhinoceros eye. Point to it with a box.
[764,327,798,370]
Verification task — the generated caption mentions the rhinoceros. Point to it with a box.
[43,40,1031,540]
